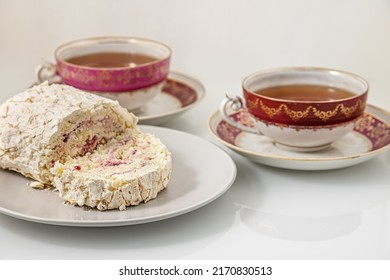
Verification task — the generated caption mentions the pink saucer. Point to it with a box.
[209,104,390,170]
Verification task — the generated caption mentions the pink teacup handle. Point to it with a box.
[219,93,260,134]
[35,61,61,84]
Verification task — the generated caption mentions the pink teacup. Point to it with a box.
[36,36,171,110]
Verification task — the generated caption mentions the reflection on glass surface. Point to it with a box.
[240,207,362,241]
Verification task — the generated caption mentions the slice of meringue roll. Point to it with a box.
[0,82,172,210]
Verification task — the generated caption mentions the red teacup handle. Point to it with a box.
[219,93,260,134]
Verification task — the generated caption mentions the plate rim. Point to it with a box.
[208,103,390,163]
[137,71,206,122]
[0,125,236,227]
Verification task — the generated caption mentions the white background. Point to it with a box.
[1,0,390,262]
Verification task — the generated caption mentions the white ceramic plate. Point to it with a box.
[0,126,236,227]
[208,104,390,170]
[136,72,205,125]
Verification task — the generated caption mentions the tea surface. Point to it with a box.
[66,52,157,68]
[254,85,355,101]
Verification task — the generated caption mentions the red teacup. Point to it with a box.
[221,67,369,151]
